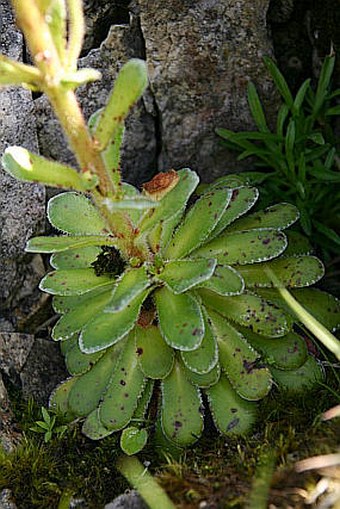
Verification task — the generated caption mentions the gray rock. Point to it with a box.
[0,0,45,322]
[138,0,278,182]
[0,490,17,509]
[35,1,279,186]
[104,491,147,509]
[0,332,67,405]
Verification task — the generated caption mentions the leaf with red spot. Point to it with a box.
[207,375,257,436]
[161,361,204,447]
[99,332,146,431]
[67,341,125,417]
[40,268,114,296]
[50,246,101,269]
[208,310,272,401]
[227,202,299,232]
[199,289,289,337]
[135,325,174,379]
[236,256,325,288]
[155,286,204,351]
[194,228,287,265]
[270,355,324,391]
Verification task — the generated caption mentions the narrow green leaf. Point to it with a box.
[135,325,174,379]
[120,427,148,455]
[313,221,340,246]
[198,264,244,296]
[200,289,289,337]
[165,188,232,259]
[207,374,257,435]
[247,81,268,132]
[285,119,296,173]
[68,341,124,417]
[237,255,325,289]
[227,203,299,232]
[26,235,115,253]
[155,287,204,351]
[161,361,204,446]
[105,266,151,312]
[94,59,148,150]
[2,147,95,190]
[208,310,272,400]
[271,355,324,391]
[195,228,287,265]
[80,290,149,353]
[50,246,101,269]
[264,57,294,109]
[312,55,335,117]
[99,333,146,430]
[276,104,290,137]
[158,258,216,294]
[293,79,311,112]
[40,268,114,296]
[309,168,340,183]
[181,313,218,374]
[47,192,107,235]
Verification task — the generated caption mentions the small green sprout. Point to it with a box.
[29,407,68,443]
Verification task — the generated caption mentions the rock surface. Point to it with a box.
[0,0,45,327]
[104,491,147,509]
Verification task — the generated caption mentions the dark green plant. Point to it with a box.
[217,55,340,257]
[1,1,339,459]
[29,406,68,443]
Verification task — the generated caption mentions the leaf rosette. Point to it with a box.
[28,169,339,449]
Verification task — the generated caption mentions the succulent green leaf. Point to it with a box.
[208,186,259,239]
[239,327,308,370]
[201,174,247,191]
[270,355,324,392]
[181,314,218,374]
[61,69,101,88]
[155,287,204,351]
[26,235,115,253]
[82,409,114,440]
[227,203,299,232]
[65,340,104,375]
[138,168,199,234]
[194,228,287,265]
[103,196,158,212]
[40,268,114,296]
[158,258,217,294]
[183,362,221,388]
[236,256,325,288]
[49,378,77,419]
[44,0,67,62]
[52,285,110,314]
[47,192,107,235]
[52,289,113,340]
[206,375,257,435]
[94,59,148,150]
[161,361,204,446]
[200,289,289,337]
[99,333,146,430]
[198,264,245,296]
[159,209,184,253]
[208,310,272,400]
[68,342,124,416]
[135,325,174,379]
[291,288,340,332]
[2,146,95,190]
[120,427,148,455]
[165,187,232,259]
[104,266,151,312]
[284,231,313,256]
[80,290,149,353]
[50,246,101,269]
